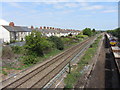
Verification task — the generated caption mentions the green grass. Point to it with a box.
[2,70,8,75]
[64,35,102,88]
[0,68,8,75]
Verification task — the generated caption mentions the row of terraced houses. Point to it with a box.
[0,22,80,43]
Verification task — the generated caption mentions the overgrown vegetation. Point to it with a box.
[2,46,14,59]
[75,35,88,38]
[25,30,54,56]
[64,35,102,88]
[11,46,24,54]
[2,29,99,72]
[82,28,98,37]
[48,36,64,50]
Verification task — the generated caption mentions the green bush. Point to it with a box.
[22,55,38,65]
[11,46,23,54]
[25,30,54,56]
[76,35,88,38]
[61,38,71,44]
[83,28,92,36]
[48,36,64,50]
[2,46,14,59]
[2,70,8,75]
[64,84,73,89]
[10,40,18,43]
[4,42,10,45]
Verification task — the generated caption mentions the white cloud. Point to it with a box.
[64,3,79,8]
[80,2,88,7]
[102,9,117,13]
[0,19,9,25]
[53,4,64,9]
[1,0,119,2]
[53,3,80,9]
[60,10,74,14]
[81,5,104,10]
[8,2,22,8]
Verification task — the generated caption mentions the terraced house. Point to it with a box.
[30,26,80,37]
[0,21,80,43]
[0,22,31,42]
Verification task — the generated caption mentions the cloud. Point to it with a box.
[53,4,64,9]
[52,2,104,11]
[7,2,22,8]
[52,2,79,9]
[102,9,117,13]
[1,0,119,2]
[81,5,104,10]
[64,3,79,8]
[60,10,74,14]
[80,2,88,6]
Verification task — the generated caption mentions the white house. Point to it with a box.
[0,22,31,43]
[0,19,80,43]
[30,26,80,37]
[0,19,9,42]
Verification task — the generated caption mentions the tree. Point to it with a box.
[107,28,120,42]
[92,29,96,35]
[48,36,64,50]
[25,30,53,56]
[83,28,92,36]
[92,29,96,32]
[68,33,73,36]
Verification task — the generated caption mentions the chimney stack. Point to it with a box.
[31,26,34,29]
[44,26,46,29]
[40,26,42,29]
[9,22,14,27]
[47,27,49,29]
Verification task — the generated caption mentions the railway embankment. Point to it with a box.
[1,35,96,89]
[64,34,103,88]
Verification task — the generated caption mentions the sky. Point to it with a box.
[1,1,118,30]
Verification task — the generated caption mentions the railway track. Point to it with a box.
[2,36,96,89]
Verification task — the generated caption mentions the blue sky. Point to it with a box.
[1,2,118,30]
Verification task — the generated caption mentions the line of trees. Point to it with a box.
[82,28,97,36]
[107,28,120,42]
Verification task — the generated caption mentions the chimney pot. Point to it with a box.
[44,26,46,29]
[40,26,42,29]
[9,22,14,27]
[31,26,34,29]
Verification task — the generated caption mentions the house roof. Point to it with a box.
[2,25,31,32]
[31,28,80,34]
[31,28,60,34]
